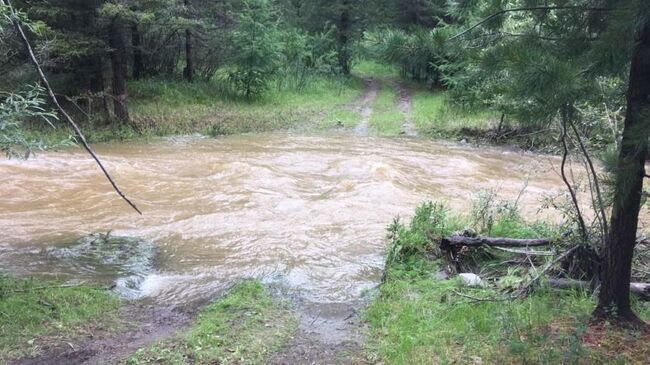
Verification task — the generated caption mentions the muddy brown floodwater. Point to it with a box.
[0,133,569,305]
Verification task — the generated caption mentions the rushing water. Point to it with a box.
[0,133,570,304]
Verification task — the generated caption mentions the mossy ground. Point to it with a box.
[366,202,650,365]
[125,281,297,365]
[0,275,121,361]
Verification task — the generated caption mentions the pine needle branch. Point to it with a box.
[449,6,612,41]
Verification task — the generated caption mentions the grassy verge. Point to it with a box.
[369,83,404,136]
[412,89,497,136]
[20,75,364,145]
[129,76,363,138]
[366,201,650,365]
[0,275,121,360]
[125,281,297,365]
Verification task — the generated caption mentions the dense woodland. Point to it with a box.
[1,0,650,360]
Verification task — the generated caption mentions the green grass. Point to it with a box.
[0,275,121,360]
[368,202,650,365]
[412,89,498,136]
[18,75,365,145]
[129,76,364,137]
[369,83,404,136]
[353,60,400,78]
[125,281,297,365]
[318,108,361,130]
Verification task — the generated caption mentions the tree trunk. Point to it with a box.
[131,23,144,80]
[594,18,650,325]
[183,0,194,82]
[551,279,650,300]
[440,236,552,249]
[109,18,130,122]
[337,0,351,75]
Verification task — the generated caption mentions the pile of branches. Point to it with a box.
[436,231,650,300]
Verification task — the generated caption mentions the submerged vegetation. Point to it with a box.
[368,201,650,365]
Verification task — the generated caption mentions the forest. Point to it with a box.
[1,0,649,364]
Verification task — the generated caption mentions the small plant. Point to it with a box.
[385,201,453,267]
[470,189,521,236]
[0,85,58,158]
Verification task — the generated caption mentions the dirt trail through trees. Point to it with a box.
[395,81,418,137]
[353,78,379,136]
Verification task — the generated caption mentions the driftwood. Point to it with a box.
[441,235,552,249]
[548,278,650,299]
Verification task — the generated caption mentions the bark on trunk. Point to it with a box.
[131,23,144,80]
[594,18,650,324]
[337,0,351,75]
[183,0,194,82]
[440,235,552,249]
[109,18,130,122]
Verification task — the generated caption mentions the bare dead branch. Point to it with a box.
[559,110,588,240]
[4,0,142,215]
[568,117,608,240]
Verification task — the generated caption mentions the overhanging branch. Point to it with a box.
[3,0,142,215]
[449,6,612,41]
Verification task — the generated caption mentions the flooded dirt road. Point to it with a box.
[0,133,567,304]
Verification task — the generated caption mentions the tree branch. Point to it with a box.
[4,0,142,214]
[559,108,588,240]
[567,117,608,241]
[449,6,612,41]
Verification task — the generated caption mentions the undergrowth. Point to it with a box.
[368,200,650,365]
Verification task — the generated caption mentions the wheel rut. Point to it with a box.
[353,78,380,136]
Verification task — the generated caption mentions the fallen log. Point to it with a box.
[441,235,552,249]
[548,278,650,299]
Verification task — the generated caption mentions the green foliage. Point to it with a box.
[126,281,297,365]
[366,27,449,86]
[371,202,650,364]
[0,275,121,359]
[386,202,460,267]
[218,0,282,98]
[127,75,363,137]
[412,88,497,135]
[0,85,59,157]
